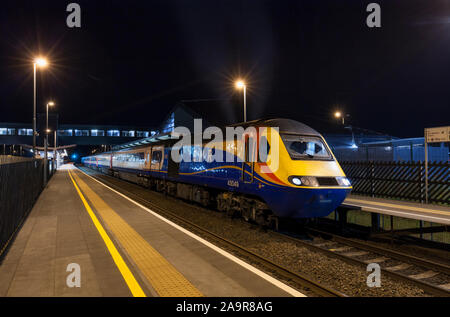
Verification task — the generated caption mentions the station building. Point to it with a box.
[0,115,156,159]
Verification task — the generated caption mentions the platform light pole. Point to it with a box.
[33,57,48,157]
[235,80,247,122]
[334,111,345,125]
[54,130,57,170]
[45,101,55,162]
[334,111,357,148]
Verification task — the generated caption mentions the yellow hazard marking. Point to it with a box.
[68,169,146,297]
[70,169,203,297]
[345,198,450,217]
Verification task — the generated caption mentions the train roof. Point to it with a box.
[103,118,321,153]
[228,118,321,136]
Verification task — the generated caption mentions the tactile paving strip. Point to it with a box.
[71,170,203,297]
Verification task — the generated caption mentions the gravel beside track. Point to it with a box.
[80,167,431,297]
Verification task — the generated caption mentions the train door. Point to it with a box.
[242,135,254,183]
[150,145,164,171]
[144,147,151,170]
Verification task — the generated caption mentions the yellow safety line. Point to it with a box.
[345,197,450,217]
[67,169,146,297]
[70,169,203,297]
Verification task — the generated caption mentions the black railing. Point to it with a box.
[0,157,54,257]
[340,161,450,205]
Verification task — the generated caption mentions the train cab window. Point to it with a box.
[151,151,162,164]
[281,134,331,160]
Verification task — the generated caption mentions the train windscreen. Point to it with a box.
[281,134,332,160]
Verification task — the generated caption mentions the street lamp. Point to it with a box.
[33,57,48,157]
[334,111,357,148]
[45,101,55,162]
[235,80,247,122]
[334,111,345,125]
[53,130,57,170]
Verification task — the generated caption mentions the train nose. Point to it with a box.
[301,189,350,218]
[279,188,351,218]
[307,191,333,205]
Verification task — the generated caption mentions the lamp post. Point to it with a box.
[33,57,48,158]
[54,130,57,170]
[334,111,345,125]
[335,111,357,148]
[235,80,247,122]
[45,101,55,162]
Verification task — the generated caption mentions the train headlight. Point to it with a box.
[289,176,318,186]
[336,176,351,186]
[300,176,319,187]
[289,177,302,186]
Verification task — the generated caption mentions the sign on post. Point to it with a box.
[424,126,450,203]
[425,126,450,143]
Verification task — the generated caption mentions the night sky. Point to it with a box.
[1,0,449,138]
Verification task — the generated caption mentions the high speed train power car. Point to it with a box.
[82,118,352,227]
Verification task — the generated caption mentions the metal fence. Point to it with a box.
[0,157,54,257]
[340,161,450,205]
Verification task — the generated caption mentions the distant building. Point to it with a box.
[159,99,241,134]
[0,120,156,155]
[340,138,449,162]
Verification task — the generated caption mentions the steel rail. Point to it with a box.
[306,227,450,276]
[272,230,450,297]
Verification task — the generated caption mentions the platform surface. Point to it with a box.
[0,165,302,297]
[344,194,450,225]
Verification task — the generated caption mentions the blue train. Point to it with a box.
[82,119,351,226]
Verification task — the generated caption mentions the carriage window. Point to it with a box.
[281,134,332,160]
[151,150,162,164]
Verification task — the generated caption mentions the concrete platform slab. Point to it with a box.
[0,164,303,297]
[344,195,450,225]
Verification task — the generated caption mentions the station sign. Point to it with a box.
[425,126,450,143]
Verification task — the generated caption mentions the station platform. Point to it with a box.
[343,195,450,225]
[0,165,303,297]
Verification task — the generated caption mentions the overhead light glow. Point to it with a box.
[34,57,48,67]
[334,111,342,118]
[235,80,245,89]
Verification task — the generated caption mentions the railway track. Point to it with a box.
[78,167,345,297]
[78,166,450,297]
[274,228,450,297]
